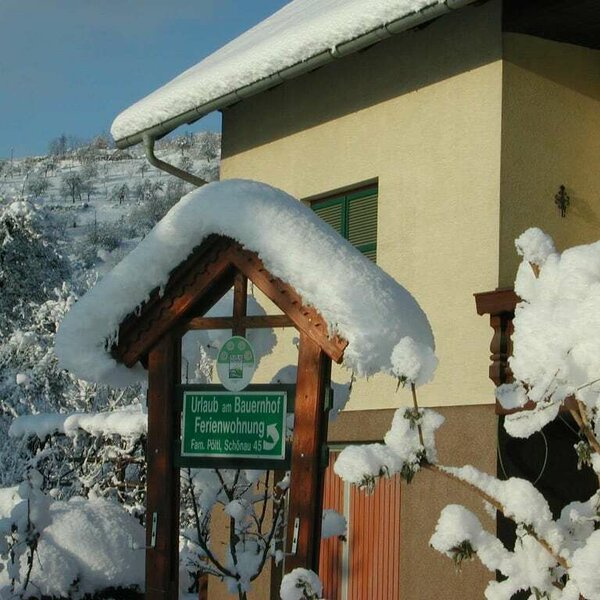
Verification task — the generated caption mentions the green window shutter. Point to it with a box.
[312,197,345,236]
[312,186,377,262]
[360,245,377,262]
[347,190,377,260]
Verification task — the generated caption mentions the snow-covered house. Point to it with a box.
[110,1,600,598]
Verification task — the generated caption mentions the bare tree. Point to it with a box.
[26,175,50,199]
[42,158,57,178]
[198,132,221,161]
[111,183,130,205]
[48,134,68,158]
[60,172,84,203]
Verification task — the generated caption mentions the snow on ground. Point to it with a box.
[0,133,219,257]
[20,497,144,598]
[55,179,435,387]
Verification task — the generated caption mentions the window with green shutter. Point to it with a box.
[312,186,378,261]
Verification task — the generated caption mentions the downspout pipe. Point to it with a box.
[116,0,480,150]
[143,134,207,187]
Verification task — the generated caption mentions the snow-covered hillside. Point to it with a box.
[0,132,220,599]
[0,132,220,274]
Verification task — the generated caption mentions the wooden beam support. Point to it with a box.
[185,314,294,331]
[114,238,235,367]
[114,236,348,367]
[474,287,519,389]
[229,249,347,363]
[474,287,519,317]
[146,332,180,600]
[107,234,353,600]
[232,272,248,337]
[285,332,331,573]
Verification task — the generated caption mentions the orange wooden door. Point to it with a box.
[319,451,402,600]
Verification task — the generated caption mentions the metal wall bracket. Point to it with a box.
[290,517,300,555]
[129,512,158,550]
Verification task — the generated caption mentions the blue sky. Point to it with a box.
[1,1,288,158]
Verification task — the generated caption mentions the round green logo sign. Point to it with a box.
[216,336,256,391]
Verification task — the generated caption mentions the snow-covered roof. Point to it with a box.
[111,0,474,146]
[55,179,434,387]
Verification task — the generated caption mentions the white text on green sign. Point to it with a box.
[181,391,287,460]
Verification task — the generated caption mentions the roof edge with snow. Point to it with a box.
[111,0,477,149]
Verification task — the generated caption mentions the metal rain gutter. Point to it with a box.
[143,134,207,187]
[115,0,478,151]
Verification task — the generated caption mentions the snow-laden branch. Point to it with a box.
[280,568,324,600]
[336,230,600,599]
[334,406,444,489]
[498,229,600,451]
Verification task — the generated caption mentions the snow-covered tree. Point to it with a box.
[48,134,68,158]
[180,468,288,600]
[0,282,142,483]
[25,175,50,199]
[60,172,84,203]
[197,132,221,162]
[111,183,130,205]
[0,200,70,334]
[0,134,224,597]
[129,180,179,235]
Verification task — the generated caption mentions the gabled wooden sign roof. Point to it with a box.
[113,234,348,368]
[55,180,434,387]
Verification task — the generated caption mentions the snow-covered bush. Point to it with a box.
[0,195,145,596]
[0,137,222,596]
[128,180,178,235]
[0,473,144,599]
[0,200,70,334]
[9,409,147,517]
[180,468,288,600]
[336,229,600,600]
[499,227,600,442]
[280,568,324,600]
[0,282,142,486]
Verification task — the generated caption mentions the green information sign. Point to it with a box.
[181,390,287,460]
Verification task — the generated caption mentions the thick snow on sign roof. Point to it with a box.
[111,0,462,143]
[55,180,434,387]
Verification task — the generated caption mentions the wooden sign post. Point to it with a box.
[111,236,347,599]
[146,332,180,599]
[285,332,331,571]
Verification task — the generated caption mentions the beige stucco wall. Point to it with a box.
[220,1,503,411]
[398,403,496,600]
[499,34,600,286]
